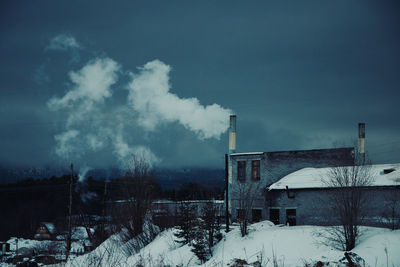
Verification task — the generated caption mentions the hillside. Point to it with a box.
[65,222,400,266]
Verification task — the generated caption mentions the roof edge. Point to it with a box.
[230,147,354,157]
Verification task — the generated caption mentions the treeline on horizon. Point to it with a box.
[0,165,225,188]
[0,173,224,240]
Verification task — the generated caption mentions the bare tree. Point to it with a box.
[234,181,262,237]
[323,156,374,251]
[202,201,221,254]
[381,187,400,230]
[77,212,95,246]
[111,155,160,247]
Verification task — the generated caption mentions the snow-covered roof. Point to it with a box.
[153,199,224,205]
[72,226,90,240]
[42,222,56,234]
[269,163,400,190]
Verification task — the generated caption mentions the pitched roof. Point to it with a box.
[72,226,91,240]
[42,222,56,234]
[269,163,400,190]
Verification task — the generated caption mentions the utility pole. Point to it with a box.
[66,163,73,261]
[225,153,229,232]
[226,115,236,231]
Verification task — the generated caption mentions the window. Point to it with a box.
[237,209,245,220]
[269,208,280,225]
[383,168,395,174]
[237,161,246,182]
[252,209,262,222]
[251,160,260,180]
[286,209,296,226]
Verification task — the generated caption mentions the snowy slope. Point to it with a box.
[126,228,196,266]
[207,222,343,266]
[208,223,400,267]
[64,222,400,267]
[352,229,400,266]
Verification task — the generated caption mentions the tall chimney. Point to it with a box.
[227,115,236,219]
[358,123,365,162]
[229,115,237,154]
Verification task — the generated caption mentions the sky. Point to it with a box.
[1,0,400,171]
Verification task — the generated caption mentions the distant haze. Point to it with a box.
[1,1,400,175]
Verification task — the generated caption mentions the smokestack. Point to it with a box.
[226,115,236,221]
[358,123,365,163]
[229,115,236,154]
[358,123,365,153]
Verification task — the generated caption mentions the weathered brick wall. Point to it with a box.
[268,187,400,228]
[229,148,354,221]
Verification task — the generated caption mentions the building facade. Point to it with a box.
[266,163,400,227]
[228,147,354,222]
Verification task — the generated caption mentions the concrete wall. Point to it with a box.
[229,148,354,221]
[267,187,400,228]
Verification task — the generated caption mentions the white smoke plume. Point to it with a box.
[113,134,133,163]
[46,34,80,51]
[47,42,231,170]
[76,166,98,203]
[86,134,104,151]
[47,57,120,125]
[78,166,92,183]
[127,60,232,140]
[47,56,160,168]
[48,57,120,160]
[54,129,80,159]
[112,132,159,168]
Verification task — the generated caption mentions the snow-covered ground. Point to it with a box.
[6,237,86,256]
[61,221,400,267]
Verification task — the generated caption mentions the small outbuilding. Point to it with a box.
[0,242,10,254]
[34,222,57,240]
[267,163,400,227]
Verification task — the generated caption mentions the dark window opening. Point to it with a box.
[383,168,395,174]
[237,161,246,182]
[252,209,262,222]
[237,209,245,220]
[286,186,295,199]
[269,208,280,225]
[251,160,260,180]
[286,209,296,226]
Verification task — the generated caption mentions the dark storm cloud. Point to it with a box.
[0,0,400,170]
